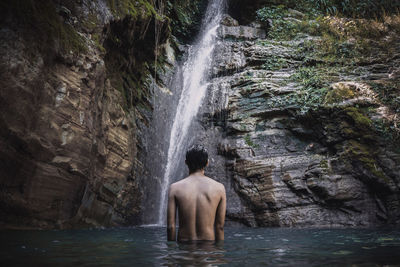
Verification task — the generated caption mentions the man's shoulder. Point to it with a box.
[169,178,190,191]
[204,176,225,190]
[169,180,183,189]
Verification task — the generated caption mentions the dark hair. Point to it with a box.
[185,145,208,174]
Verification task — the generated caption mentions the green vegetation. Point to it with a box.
[103,0,174,111]
[343,140,390,183]
[369,82,400,114]
[244,134,259,148]
[166,0,207,42]
[260,65,333,115]
[324,86,355,104]
[256,2,400,62]
[368,82,400,144]
[106,53,154,111]
[263,66,330,114]
[258,0,400,18]
[265,86,328,115]
[0,0,87,55]
[262,56,288,71]
[319,159,334,174]
[253,1,400,184]
[320,159,329,169]
[345,107,372,129]
[92,33,106,53]
[290,67,327,89]
[82,12,100,33]
[373,119,400,144]
[106,0,160,20]
[256,5,301,40]
[311,0,400,18]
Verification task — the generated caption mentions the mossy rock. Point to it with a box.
[344,107,372,129]
[319,159,333,174]
[107,0,159,20]
[167,0,208,42]
[104,10,170,112]
[0,0,87,56]
[343,140,390,183]
[82,12,101,33]
[244,134,259,148]
[324,86,355,104]
[324,82,376,105]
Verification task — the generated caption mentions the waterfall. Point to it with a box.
[157,0,225,225]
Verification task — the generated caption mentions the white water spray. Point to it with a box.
[157,0,225,225]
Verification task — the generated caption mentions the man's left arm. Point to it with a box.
[167,185,177,241]
[215,185,226,241]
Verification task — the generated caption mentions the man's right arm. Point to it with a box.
[215,185,226,241]
[167,184,177,241]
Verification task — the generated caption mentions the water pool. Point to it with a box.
[1,227,400,266]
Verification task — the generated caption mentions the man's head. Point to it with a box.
[185,145,208,174]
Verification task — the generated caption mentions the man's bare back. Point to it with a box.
[167,171,226,242]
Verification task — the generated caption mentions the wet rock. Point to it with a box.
[218,25,266,40]
[287,9,306,19]
[221,14,239,27]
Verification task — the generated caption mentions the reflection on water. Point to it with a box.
[1,227,400,266]
[161,241,227,266]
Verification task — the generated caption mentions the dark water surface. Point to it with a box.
[1,227,400,266]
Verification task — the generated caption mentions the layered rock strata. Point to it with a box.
[199,15,400,227]
[0,0,172,229]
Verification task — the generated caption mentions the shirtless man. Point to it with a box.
[167,145,226,242]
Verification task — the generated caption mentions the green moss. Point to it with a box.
[92,33,106,53]
[345,107,372,129]
[344,140,390,183]
[320,159,334,174]
[167,0,207,42]
[361,157,388,182]
[262,56,288,71]
[340,121,356,136]
[324,86,355,104]
[1,0,87,55]
[261,0,400,19]
[297,16,331,36]
[59,24,87,54]
[320,159,328,169]
[291,67,326,89]
[107,0,159,20]
[82,12,100,32]
[369,82,400,114]
[346,140,369,156]
[265,86,329,115]
[104,2,170,112]
[256,5,301,40]
[244,134,259,148]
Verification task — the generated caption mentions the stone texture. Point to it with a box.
[196,15,400,227]
[1,1,400,230]
[218,25,266,40]
[0,0,171,229]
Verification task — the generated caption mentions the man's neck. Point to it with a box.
[190,169,205,176]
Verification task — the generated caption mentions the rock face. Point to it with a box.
[197,15,400,227]
[0,0,172,229]
[1,0,399,229]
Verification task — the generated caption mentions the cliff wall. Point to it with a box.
[199,7,400,226]
[0,0,177,229]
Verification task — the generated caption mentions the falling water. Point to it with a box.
[157,0,225,225]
